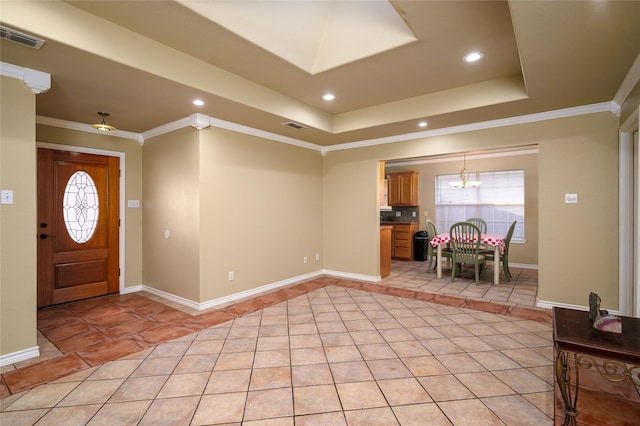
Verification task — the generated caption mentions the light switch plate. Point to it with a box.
[564,193,578,204]
[1,190,14,205]
[128,200,140,208]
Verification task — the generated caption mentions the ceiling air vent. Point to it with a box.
[282,121,306,130]
[0,26,46,49]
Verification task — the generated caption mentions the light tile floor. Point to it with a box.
[1,263,554,425]
[383,260,540,308]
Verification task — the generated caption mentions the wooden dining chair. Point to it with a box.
[466,217,487,234]
[449,222,486,285]
[426,219,451,272]
[481,220,516,281]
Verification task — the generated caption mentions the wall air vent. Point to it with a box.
[0,26,46,49]
[282,121,306,130]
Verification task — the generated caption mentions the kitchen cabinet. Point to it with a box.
[380,225,392,277]
[387,171,418,206]
[391,222,419,261]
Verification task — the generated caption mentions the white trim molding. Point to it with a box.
[537,299,619,316]
[34,98,621,154]
[36,116,140,142]
[126,270,325,311]
[0,61,50,94]
[614,51,640,107]
[119,269,382,312]
[0,346,40,368]
[323,102,620,153]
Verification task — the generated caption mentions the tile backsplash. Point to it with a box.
[380,206,419,222]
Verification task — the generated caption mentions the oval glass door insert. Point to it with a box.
[63,171,99,243]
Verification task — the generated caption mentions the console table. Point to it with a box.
[553,307,640,425]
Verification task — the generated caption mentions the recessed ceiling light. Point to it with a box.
[463,51,483,63]
[418,121,428,128]
[323,93,335,101]
[193,99,204,106]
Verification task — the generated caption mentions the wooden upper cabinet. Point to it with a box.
[387,171,419,206]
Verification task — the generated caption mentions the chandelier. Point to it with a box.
[449,153,482,188]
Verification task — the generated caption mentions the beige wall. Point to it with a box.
[387,151,539,265]
[323,112,620,308]
[35,125,144,289]
[0,76,38,355]
[142,128,201,301]
[199,127,324,302]
[538,113,619,307]
[142,126,324,304]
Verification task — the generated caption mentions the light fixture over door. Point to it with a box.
[91,112,116,132]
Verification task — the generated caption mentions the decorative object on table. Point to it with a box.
[593,314,623,333]
[588,292,607,321]
[588,292,622,334]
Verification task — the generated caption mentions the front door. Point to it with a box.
[37,148,119,308]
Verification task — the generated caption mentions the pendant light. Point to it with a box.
[91,112,116,131]
[449,153,481,188]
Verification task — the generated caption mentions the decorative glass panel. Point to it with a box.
[63,171,99,244]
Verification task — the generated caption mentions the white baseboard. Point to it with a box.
[509,262,538,270]
[129,270,327,311]
[0,346,40,368]
[121,284,143,294]
[322,269,381,283]
[536,299,619,315]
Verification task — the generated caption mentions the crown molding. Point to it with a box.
[36,101,619,153]
[36,116,141,142]
[1,61,50,94]
[141,113,323,152]
[324,101,620,153]
[614,51,640,107]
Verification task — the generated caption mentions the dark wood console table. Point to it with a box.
[553,307,640,425]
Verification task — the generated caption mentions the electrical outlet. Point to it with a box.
[564,193,578,204]
[412,212,416,217]
[228,271,234,281]
[315,253,320,261]
[424,211,429,217]
[395,211,401,217]
[303,256,308,264]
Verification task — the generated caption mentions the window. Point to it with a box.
[63,170,99,244]
[435,170,524,241]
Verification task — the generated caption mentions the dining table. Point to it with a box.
[430,232,506,284]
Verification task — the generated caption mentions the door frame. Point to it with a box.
[619,107,639,317]
[37,142,126,294]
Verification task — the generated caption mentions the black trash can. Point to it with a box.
[413,230,429,261]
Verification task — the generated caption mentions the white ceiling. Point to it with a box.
[1,0,639,146]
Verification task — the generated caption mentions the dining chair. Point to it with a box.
[449,222,486,285]
[426,219,451,272]
[466,217,487,234]
[481,220,516,281]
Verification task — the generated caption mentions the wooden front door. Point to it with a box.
[37,148,119,308]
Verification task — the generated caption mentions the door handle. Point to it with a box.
[39,233,55,239]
